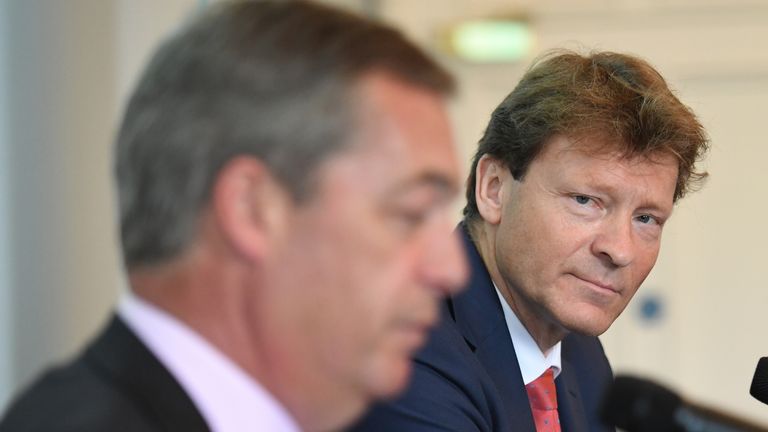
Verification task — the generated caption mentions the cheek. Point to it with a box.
[326,244,416,342]
[627,243,662,287]
[294,210,428,351]
[507,212,583,281]
[325,275,424,399]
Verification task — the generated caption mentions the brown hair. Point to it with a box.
[463,49,708,222]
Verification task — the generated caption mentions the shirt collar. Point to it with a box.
[118,291,301,432]
[494,285,562,385]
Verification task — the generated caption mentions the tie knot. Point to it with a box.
[526,367,558,411]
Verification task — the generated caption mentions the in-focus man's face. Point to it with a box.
[493,135,677,337]
[264,73,467,404]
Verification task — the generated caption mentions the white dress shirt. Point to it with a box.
[117,292,301,432]
[494,285,562,385]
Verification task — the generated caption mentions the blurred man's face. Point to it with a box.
[490,135,677,340]
[261,73,467,414]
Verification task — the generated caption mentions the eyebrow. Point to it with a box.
[386,171,460,198]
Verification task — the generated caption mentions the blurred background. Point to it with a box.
[1,0,767,425]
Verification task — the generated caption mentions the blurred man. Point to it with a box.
[353,51,709,431]
[0,2,467,431]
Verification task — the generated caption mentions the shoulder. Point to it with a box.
[0,315,205,432]
[0,358,157,432]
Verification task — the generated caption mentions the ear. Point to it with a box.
[475,154,507,226]
[211,156,291,263]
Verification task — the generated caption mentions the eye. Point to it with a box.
[573,195,592,205]
[635,214,658,225]
[389,205,434,235]
[399,210,428,227]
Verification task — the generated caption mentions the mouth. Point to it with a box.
[398,320,434,352]
[570,273,620,295]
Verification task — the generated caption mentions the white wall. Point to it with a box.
[0,0,198,410]
[0,0,13,410]
[1,0,121,396]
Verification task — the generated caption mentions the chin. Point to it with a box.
[365,356,414,400]
[573,323,611,337]
[560,309,617,337]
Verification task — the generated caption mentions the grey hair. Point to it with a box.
[115,0,454,269]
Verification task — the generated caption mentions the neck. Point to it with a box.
[128,251,364,432]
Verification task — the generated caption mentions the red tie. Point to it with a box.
[525,368,561,432]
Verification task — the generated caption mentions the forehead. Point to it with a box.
[537,134,678,173]
[531,135,679,203]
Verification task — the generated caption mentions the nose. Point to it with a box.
[591,216,635,268]
[419,225,468,296]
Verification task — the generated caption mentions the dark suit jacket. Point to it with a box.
[0,316,210,432]
[351,226,615,431]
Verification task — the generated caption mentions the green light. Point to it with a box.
[451,20,533,63]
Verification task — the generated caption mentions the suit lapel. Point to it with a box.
[556,356,589,432]
[84,315,211,432]
[450,225,536,431]
[473,326,537,431]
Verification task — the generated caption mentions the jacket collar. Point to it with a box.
[84,315,211,432]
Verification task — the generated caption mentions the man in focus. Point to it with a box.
[353,50,709,431]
